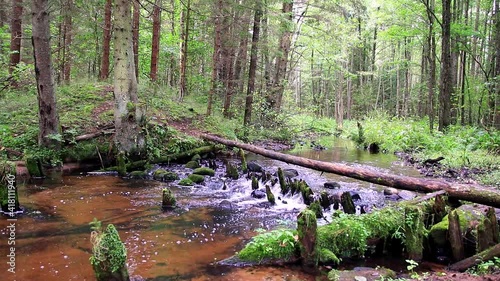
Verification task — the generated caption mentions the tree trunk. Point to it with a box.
[9,0,23,85]
[60,0,73,83]
[439,0,453,131]
[178,0,191,101]
[426,0,436,132]
[132,0,140,81]
[113,0,144,155]
[201,134,500,208]
[99,0,112,80]
[270,0,293,111]
[243,4,261,126]
[206,0,222,115]
[150,0,161,81]
[491,0,500,128]
[32,0,60,149]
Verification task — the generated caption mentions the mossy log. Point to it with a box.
[448,243,500,272]
[201,134,500,208]
[107,145,218,172]
[0,161,21,214]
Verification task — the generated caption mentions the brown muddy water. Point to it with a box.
[1,141,421,281]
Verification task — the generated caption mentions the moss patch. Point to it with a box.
[193,167,215,176]
[188,173,205,184]
[178,178,194,186]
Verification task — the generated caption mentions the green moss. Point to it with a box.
[90,222,129,281]
[238,229,298,263]
[162,188,176,209]
[319,248,340,264]
[191,154,201,162]
[153,169,179,181]
[429,209,473,246]
[309,201,323,218]
[251,176,259,190]
[193,167,215,176]
[178,178,194,186]
[239,149,248,173]
[225,162,239,180]
[277,167,288,195]
[25,156,43,177]
[185,160,200,169]
[116,152,126,177]
[265,185,275,205]
[188,173,205,184]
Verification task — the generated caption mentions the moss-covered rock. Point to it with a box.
[188,173,205,184]
[153,169,179,181]
[193,167,215,176]
[178,178,194,186]
[185,161,200,169]
[129,170,147,179]
[191,154,201,162]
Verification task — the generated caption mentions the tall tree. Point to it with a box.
[491,0,500,128]
[243,4,262,126]
[439,0,453,131]
[150,0,161,81]
[113,0,144,155]
[178,0,191,101]
[32,0,60,149]
[207,0,223,115]
[132,0,140,80]
[99,0,112,80]
[269,0,294,111]
[9,0,23,84]
[58,0,73,83]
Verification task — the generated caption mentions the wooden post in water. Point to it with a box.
[448,209,465,261]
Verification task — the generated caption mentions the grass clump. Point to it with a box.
[238,228,298,263]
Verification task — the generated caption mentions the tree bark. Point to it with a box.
[439,0,453,131]
[206,0,222,115]
[132,0,140,81]
[113,0,144,155]
[178,0,190,101]
[99,0,112,80]
[201,134,500,208]
[269,0,293,111]
[150,0,161,81]
[9,0,23,84]
[243,4,262,126]
[32,0,60,149]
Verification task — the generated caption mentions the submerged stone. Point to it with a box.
[282,168,299,178]
[251,189,266,199]
[129,170,147,179]
[247,161,263,172]
[185,161,200,169]
[324,182,341,189]
[178,178,194,186]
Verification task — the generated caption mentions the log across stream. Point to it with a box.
[201,134,500,208]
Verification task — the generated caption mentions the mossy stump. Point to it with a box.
[225,162,239,180]
[162,188,176,209]
[309,201,323,218]
[251,176,259,190]
[116,152,127,177]
[239,149,248,173]
[477,207,498,252]
[25,156,44,178]
[265,185,275,205]
[297,209,318,270]
[90,223,130,281]
[277,167,287,195]
[299,181,314,205]
[404,206,424,261]
[0,161,21,215]
[340,192,356,214]
[448,209,465,261]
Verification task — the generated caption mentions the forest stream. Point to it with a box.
[0,139,423,281]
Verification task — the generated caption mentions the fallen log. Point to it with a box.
[201,134,500,208]
[106,145,219,172]
[448,243,500,272]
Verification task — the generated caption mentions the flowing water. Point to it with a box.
[1,139,421,281]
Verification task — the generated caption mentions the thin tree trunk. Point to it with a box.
[9,0,23,85]
[99,0,112,80]
[439,0,453,131]
[150,0,161,81]
[270,0,293,111]
[132,0,140,80]
[178,0,191,101]
[207,0,222,115]
[491,0,500,128]
[32,0,60,149]
[243,4,262,126]
[61,0,73,83]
